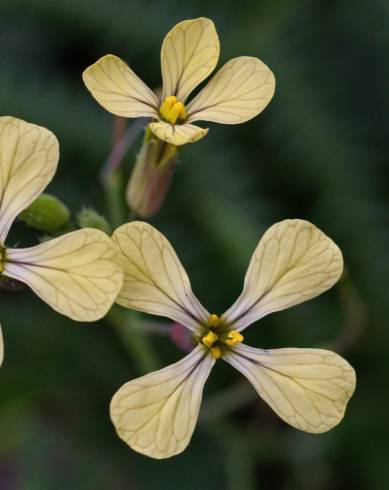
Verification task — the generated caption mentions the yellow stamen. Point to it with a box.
[160,95,176,114]
[223,330,244,347]
[159,96,187,124]
[207,314,220,328]
[210,346,222,359]
[202,330,218,348]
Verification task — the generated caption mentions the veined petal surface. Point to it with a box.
[83,55,159,118]
[112,222,209,331]
[222,220,343,331]
[111,345,214,459]
[225,344,355,433]
[161,17,220,103]
[149,121,208,146]
[0,117,58,243]
[3,229,123,321]
[186,57,275,124]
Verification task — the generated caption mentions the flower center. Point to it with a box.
[159,96,187,124]
[200,314,244,359]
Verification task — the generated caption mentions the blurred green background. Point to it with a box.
[0,0,388,488]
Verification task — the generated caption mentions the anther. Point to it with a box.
[210,346,222,359]
[202,330,218,348]
[223,330,244,347]
[159,96,187,124]
[207,314,220,328]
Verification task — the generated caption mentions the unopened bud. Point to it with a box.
[19,193,70,232]
[77,208,111,235]
[170,322,195,353]
[126,129,178,218]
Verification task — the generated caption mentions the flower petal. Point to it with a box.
[82,54,159,118]
[0,325,3,367]
[0,117,58,243]
[222,219,343,331]
[225,344,355,433]
[112,222,209,331]
[3,229,123,321]
[161,17,220,103]
[149,121,208,146]
[186,56,275,124]
[110,345,214,459]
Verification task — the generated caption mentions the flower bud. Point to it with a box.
[19,193,70,232]
[170,322,194,353]
[126,129,178,218]
[77,208,111,235]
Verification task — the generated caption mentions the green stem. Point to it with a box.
[206,420,257,490]
[103,170,126,230]
[108,306,160,374]
[200,381,256,423]
[334,271,367,353]
[101,117,161,374]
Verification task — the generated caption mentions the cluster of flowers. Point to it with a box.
[0,18,355,460]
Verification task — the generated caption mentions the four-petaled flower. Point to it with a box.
[82,17,275,146]
[110,220,356,459]
[0,116,124,364]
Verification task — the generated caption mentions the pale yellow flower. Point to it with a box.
[0,116,124,358]
[82,17,275,146]
[110,219,356,459]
